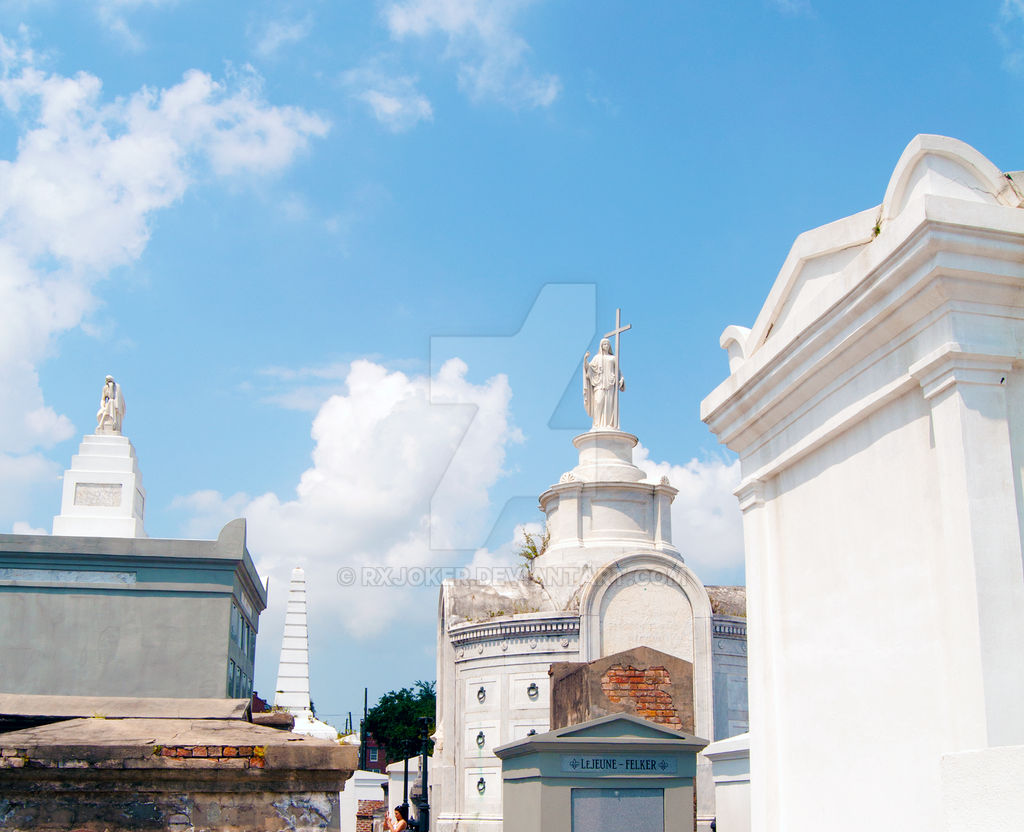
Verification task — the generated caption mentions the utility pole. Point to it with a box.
[409,716,432,832]
[358,687,368,770]
[358,718,365,771]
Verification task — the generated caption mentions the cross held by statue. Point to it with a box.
[583,308,631,431]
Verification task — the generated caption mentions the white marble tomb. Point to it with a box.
[433,317,747,832]
[701,134,1024,832]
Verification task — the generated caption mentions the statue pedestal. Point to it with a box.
[52,434,147,538]
[571,429,645,483]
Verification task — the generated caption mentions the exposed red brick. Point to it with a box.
[598,662,685,728]
[223,747,238,757]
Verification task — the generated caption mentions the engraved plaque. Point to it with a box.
[74,483,123,507]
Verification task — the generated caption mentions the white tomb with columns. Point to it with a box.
[274,566,339,741]
[701,135,1024,832]
[434,319,747,832]
[52,376,147,538]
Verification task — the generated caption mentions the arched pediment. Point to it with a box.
[722,135,1023,372]
[882,134,1023,223]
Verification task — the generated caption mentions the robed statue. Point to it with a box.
[96,375,126,434]
[583,338,625,430]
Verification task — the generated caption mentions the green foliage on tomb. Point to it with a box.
[515,527,549,574]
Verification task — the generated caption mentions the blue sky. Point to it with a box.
[2,0,1022,725]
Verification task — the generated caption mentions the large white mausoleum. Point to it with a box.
[701,135,1024,831]
[434,326,747,832]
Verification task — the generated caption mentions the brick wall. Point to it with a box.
[601,664,684,729]
[550,646,694,733]
[356,799,384,832]
[155,744,267,768]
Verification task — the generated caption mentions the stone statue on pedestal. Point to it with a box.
[583,309,630,430]
[96,375,126,434]
[583,339,624,429]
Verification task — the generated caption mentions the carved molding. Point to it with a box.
[449,616,580,648]
[909,342,1016,401]
[713,620,747,639]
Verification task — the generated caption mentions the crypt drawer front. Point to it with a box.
[464,766,501,810]
[508,672,548,709]
[465,677,498,711]
[464,721,500,758]
[509,720,548,741]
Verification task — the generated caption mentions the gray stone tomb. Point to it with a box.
[494,713,707,832]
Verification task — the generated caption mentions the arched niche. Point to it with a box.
[578,551,716,763]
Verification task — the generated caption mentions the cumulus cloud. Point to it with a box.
[635,445,745,582]
[341,68,433,132]
[170,489,254,540]
[1,451,60,533]
[0,31,328,529]
[12,521,47,534]
[384,0,560,108]
[252,14,314,59]
[172,357,521,645]
[361,86,434,132]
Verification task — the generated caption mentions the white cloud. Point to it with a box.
[252,14,314,59]
[169,489,254,540]
[997,0,1024,73]
[94,0,179,51]
[384,0,560,108]
[342,68,434,132]
[173,357,520,643]
[635,445,745,582]
[0,33,328,512]
[0,451,60,532]
[253,361,352,411]
[361,87,434,132]
[12,521,47,534]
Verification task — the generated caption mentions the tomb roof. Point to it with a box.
[706,585,746,618]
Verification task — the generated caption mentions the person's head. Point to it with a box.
[105,375,114,383]
[600,338,611,353]
[395,805,409,822]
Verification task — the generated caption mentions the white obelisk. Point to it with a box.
[274,567,338,739]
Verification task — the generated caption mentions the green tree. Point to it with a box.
[363,680,435,763]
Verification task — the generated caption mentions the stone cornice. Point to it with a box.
[734,481,765,513]
[449,615,580,647]
[538,478,678,509]
[713,617,747,639]
[909,343,1016,400]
